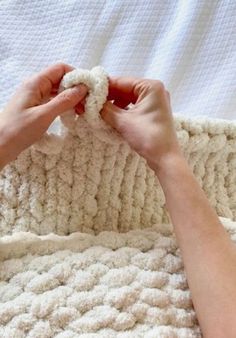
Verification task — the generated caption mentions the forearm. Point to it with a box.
[0,117,21,170]
[154,153,236,338]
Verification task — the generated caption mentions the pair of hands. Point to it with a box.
[2,64,233,337]
[0,62,181,170]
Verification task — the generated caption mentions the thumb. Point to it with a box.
[40,84,88,117]
[100,101,123,130]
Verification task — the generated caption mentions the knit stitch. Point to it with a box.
[0,67,235,236]
[0,67,236,337]
[0,217,236,337]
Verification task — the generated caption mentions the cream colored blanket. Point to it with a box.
[0,218,236,338]
[0,68,236,237]
[0,68,236,337]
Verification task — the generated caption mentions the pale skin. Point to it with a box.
[1,63,236,337]
[0,63,88,168]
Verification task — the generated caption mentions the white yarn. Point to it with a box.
[59,66,124,145]
[0,67,236,336]
[0,217,235,337]
[33,66,124,154]
[0,67,236,236]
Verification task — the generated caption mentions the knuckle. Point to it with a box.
[152,80,165,94]
[22,76,37,90]
[53,62,68,72]
[53,62,74,74]
[134,79,152,95]
[135,79,166,96]
[22,73,43,91]
[55,61,67,68]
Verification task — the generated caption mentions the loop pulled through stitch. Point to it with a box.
[33,66,124,154]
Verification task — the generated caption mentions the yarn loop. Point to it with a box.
[33,66,124,154]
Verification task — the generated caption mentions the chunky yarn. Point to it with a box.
[0,67,236,237]
[0,67,236,337]
[0,217,235,337]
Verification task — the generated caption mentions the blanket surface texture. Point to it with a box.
[0,67,236,238]
[0,67,236,337]
[1,217,236,338]
[0,2,236,337]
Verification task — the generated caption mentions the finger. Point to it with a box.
[51,84,60,95]
[11,63,75,110]
[39,84,88,117]
[35,62,75,96]
[20,63,75,101]
[107,76,139,104]
[100,101,123,130]
[107,76,159,107]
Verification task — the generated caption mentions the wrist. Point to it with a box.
[145,138,185,172]
[0,131,14,170]
[0,146,7,170]
[151,150,188,177]
[0,132,8,171]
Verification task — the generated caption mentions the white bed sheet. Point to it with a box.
[0,0,235,122]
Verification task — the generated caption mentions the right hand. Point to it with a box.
[100,77,182,170]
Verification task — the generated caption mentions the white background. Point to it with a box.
[0,0,235,121]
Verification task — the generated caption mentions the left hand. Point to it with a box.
[0,62,88,169]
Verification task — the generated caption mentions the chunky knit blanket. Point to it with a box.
[1,217,236,338]
[0,67,236,237]
[0,67,236,337]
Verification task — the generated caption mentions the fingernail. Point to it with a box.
[71,84,88,96]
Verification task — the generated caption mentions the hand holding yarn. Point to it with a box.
[0,63,88,168]
[0,65,180,172]
[100,77,182,170]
